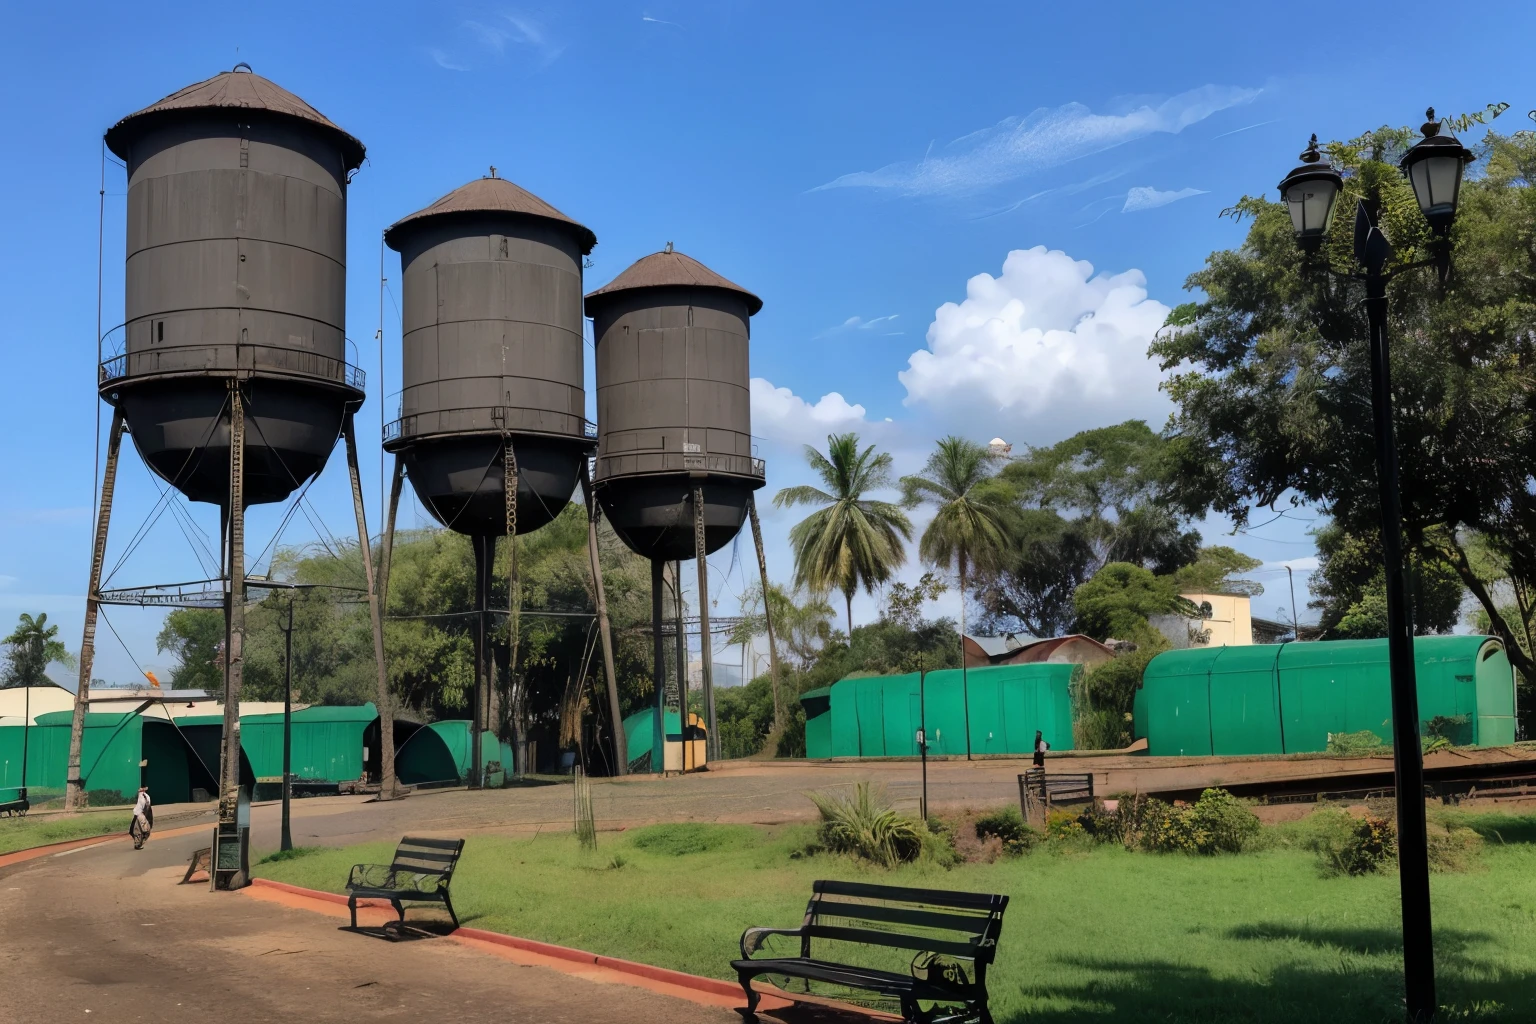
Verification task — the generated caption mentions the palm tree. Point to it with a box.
[901,437,1011,755]
[774,433,913,635]
[1,612,75,687]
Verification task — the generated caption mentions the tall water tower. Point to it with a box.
[586,246,773,769]
[70,67,392,885]
[381,172,624,779]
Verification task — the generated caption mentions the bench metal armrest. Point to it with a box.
[347,863,396,891]
[740,926,804,960]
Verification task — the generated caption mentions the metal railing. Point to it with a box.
[385,405,596,444]
[99,343,365,391]
[593,450,767,480]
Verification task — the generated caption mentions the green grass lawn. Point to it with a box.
[0,812,131,855]
[256,817,1536,1023]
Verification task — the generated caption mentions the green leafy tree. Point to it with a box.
[1149,119,1536,675]
[1309,523,1464,639]
[156,608,224,691]
[974,421,1205,638]
[1072,562,1197,643]
[1168,545,1265,597]
[2,612,75,687]
[774,433,913,635]
[901,436,1009,647]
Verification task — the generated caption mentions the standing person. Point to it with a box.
[1033,730,1048,769]
[130,785,153,850]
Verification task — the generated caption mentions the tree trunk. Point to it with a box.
[845,591,854,639]
[1442,536,1536,681]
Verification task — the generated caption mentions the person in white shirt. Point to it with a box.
[130,786,153,850]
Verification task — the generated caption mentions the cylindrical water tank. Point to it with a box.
[585,247,765,560]
[101,65,366,506]
[382,175,597,536]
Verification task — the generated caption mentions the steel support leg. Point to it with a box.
[343,412,396,799]
[581,461,626,773]
[693,486,718,762]
[671,560,688,768]
[747,496,784,733]
[471,534,492,787]
[650,559,667,774]
[66,407,125,810]
[221,384,247,829]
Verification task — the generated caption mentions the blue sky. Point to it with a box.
[2,0,1533,686]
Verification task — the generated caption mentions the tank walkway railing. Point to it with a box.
[384,406,596,444]
[593,449,767,481]
[99,344,365,391]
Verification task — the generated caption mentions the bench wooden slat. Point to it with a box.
[806,924,985,959]
[812,898,991,935]
[397,836,465,850]
[812,878,1006,910]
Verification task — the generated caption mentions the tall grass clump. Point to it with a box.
[808,781,922,867]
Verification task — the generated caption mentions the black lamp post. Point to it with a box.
[280,596,295,853]
[1277,110,1472,1024]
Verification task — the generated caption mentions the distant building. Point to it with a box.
[962,633,1116,669]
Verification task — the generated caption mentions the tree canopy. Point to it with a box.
[1152,119,1535,675]
[2,612,75,688]
[775,432,912,634]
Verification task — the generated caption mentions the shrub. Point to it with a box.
[1075,708,1132,751]
[1326,730,1389,755]
[1186,788,1261,853]
[808,782,923,867]
[1045,810,1087,841]
[1136,789,1260,855]
[973,806,1041,856]
[1306,809,1397,876]
[1427,824,1484,873]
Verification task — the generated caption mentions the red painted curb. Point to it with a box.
[249,877,393,909]
[254,880,759,1003]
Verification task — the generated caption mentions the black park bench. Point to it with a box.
[346,836,464,930]
[732,879,1007,1024]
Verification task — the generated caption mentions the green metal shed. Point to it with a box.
[1138,636,1516,755]
[799,687,832,759]
[2,711,214,804]
[394,720,503,786]
[814,664,1075,758]
[240,703,376,783]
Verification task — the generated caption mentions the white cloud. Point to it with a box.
[751,378,872,448]
[464,20,509,53]
[642,14,683,27]
[813,84,1260,197]
[818,314,901,337]
[429,49,470,71]
[898,246,1173,445]
[1122,186,1209,213]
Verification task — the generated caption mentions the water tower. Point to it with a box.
[69,67,392,883]
[381,172,624,778]
[585,246,775,769]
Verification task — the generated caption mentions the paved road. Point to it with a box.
[0,825,739,1024]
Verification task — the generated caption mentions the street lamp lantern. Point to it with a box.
[1277,134,1344,251]
[1400,108,1473,235]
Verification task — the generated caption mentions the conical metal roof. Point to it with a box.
[104,64,365,169]
[585,247,762,315]
[384,174,596,254]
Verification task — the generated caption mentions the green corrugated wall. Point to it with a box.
[240,704,376,783]
[3,713,208,804]
[1140,636,1518,755]
[813,664,1075,758]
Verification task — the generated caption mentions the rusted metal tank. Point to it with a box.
[383,174,596,535]
[101,64,366,506]
[585,246,765,560]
